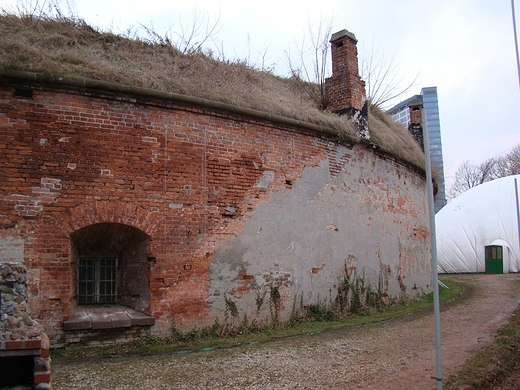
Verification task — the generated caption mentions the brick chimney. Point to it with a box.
[408,99,424,150]
[325,29,369,140]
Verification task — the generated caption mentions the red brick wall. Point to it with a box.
[0,80,431,345]
[408,103,425,150]
[325,30,366,113]
[409,103,423,125]
[0,82,327,341]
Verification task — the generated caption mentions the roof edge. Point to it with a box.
[0,69,425,175]
[1,69,356,140]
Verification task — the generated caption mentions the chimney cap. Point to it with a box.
[408,98,423,107]
[330,29,357,43]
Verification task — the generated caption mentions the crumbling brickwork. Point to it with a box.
[325,29,369,139]
[0,75,432,345]
[326,30,366,112]
[408,101,425,150]
[0,262,51,389]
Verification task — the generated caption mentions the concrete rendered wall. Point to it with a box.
[0,79,432,345]
[209,146,432,323]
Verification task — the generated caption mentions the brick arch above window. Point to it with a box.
[70,222,150,255]
[56,201,162,238]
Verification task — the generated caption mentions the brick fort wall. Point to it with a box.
[0,77,432,345]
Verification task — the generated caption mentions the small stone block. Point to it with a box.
[24,339,42,349]
[40,348,50,357]
[63,310,91,330]
[33,371,51,384]
[5,340,23,350]
[90,311,112,330]
[109,311,131,328]
[127,311,155,326]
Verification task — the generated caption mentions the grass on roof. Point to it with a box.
[0,11,425,171]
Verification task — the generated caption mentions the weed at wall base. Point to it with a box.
[140,272,390,347]
[269,285,281,325]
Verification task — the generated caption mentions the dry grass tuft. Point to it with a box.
[0,13,425,170]
[368,104,425,169]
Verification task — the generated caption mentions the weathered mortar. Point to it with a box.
[325,30,369,140]
[0,73,432,345]
[408,100,425,150]
[0,262,51,389]
[209,147,431,322]
[0,263,44,341]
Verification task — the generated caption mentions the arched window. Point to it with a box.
[70,223,151,311]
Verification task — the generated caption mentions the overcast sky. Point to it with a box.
[4,0,520,189]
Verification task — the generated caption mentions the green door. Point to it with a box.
[485,245,503,274]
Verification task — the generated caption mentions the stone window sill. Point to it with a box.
[63,305,155,331]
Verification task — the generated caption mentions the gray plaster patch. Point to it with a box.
[208,150,431,319]
[210,238,250,277]
[335,144,351,164]
[0,236,24,263]
[256,170,274,189]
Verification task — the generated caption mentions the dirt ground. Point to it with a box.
[51,274,520,390]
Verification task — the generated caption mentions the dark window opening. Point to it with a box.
[78,256,118,304]
[0,355,34,387]
[485,245,503,260]
[13,88,34,99]
[70,223,151,311]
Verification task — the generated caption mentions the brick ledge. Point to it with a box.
[63,305,155,331]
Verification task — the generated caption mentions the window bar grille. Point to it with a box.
[78,257,118,304]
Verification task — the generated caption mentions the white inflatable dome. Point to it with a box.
[436,175,520,273]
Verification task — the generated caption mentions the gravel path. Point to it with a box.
[52,274,520,389]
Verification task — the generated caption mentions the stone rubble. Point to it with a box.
[1,262,52,390]
[0,263,45,342]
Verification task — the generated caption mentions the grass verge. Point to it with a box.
[444,305,520,389]
[52,278,464,360]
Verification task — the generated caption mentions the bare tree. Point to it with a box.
[141,8,223,56]
[448,143,520,200]
[359,43,418,108]
[485,144,520,179]
[285,15,334,109]
[285,18,418,111]
[505,144,520,175]
[448,158,498,200]
[2,0,77,24]
[170,8,223,55]
[494,154,510,178]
